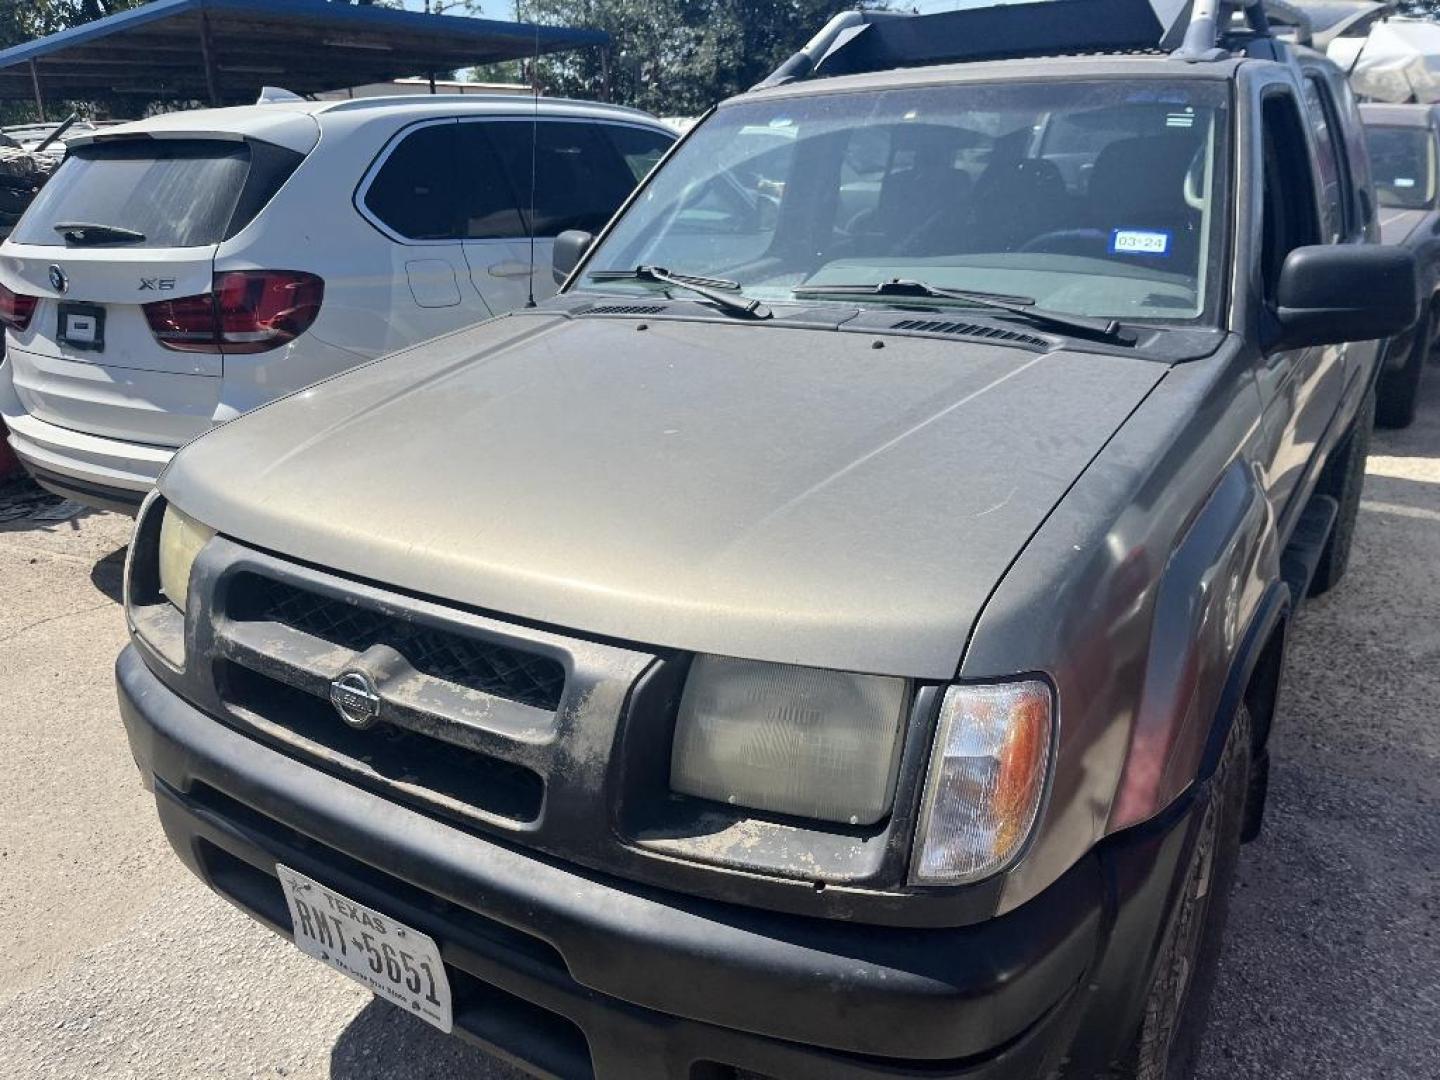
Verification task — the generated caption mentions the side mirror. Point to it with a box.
[552,230,595,286]
[1274,244,1418,350]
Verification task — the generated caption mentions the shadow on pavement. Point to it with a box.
[90,545,127,604]
[331,998,526,1080]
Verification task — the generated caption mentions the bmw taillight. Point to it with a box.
[143,270,323,354]
[0,283,38,332]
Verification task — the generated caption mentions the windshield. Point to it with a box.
[580,79,1230,323]
[1365,125,1437,210]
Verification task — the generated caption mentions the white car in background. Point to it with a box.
[0,95,672,511]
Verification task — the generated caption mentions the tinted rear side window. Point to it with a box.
[363,122,465,241]
[458,123,528,240]
[488,120,651,236]
[605,124,674,182]
[12,139,254,248]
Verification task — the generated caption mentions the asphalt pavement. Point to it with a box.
[1,375,1438,1079]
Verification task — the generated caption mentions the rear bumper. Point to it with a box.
[0,384,171,512]
[117,645,1202,1079]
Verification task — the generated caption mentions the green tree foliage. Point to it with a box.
[1,0,146,47]
[512,0,884,116]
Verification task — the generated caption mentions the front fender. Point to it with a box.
[961,338,1272,917]
[1108,459,1279,831]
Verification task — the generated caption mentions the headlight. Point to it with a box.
[669,655,908,826]
[157,504,216,613]
[911,681,1053,885]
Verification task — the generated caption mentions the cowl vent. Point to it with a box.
[585,304,666,316]
[887,318,1050,349]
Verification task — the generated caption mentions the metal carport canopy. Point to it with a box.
[0,0,607,109]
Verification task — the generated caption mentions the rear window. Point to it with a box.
[1365,124,1437,210]
[11,138,273,248]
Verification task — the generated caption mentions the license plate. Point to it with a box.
[57,302,105,352]
[276,864,453,1033]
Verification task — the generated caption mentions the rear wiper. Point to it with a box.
[792,278,1135,344]
[590,265,772,320]
[54,222,147,246]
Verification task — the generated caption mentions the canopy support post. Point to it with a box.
[199,12,221,107]
[29,60,45,123]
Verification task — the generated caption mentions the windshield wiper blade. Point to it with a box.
[590,265,772,320]
[792,278,1134,344]
[54,221,147,245]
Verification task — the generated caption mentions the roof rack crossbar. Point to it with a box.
[1258,0,1313,46]
[753,10,903,90]
[1171,0,1284,61]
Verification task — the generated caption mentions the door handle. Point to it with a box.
[487,261,533,279]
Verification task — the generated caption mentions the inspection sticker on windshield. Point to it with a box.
[277,865,452,1033]
[1111,229,1171,256]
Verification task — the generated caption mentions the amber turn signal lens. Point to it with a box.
[910,681,1053,885]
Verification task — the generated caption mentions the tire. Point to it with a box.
[1308,387,1374,597]
[1110,706,1252,1080]
[1376,315,1427,429]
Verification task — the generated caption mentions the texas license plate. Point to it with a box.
[57,302,105,352]
[276,864,453,1033]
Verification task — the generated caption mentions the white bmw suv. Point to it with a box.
[0,95,673,511]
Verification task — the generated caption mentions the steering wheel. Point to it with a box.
[1018,228,1109,256]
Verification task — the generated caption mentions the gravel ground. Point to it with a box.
[1,375,1437,1079]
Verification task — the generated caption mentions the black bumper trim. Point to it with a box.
[25,462,145,515]
[116,644,1191,1079]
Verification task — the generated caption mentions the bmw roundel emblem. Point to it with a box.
[48,264,68,293]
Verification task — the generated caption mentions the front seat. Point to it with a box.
[1021,133,1204,262]
[846,145,973,257]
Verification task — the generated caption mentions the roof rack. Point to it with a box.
[1257,0,1315,47]
[754,0,1291,88]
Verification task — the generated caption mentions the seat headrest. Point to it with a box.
[1089,133,1202,218]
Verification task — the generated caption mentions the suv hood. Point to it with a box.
[164,313,1167,677]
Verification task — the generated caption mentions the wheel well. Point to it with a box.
[1243,620,1286,755]
[1238,619,1286,842]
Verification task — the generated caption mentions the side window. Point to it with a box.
[1260,92,1321,308]
[457,123,527,240]
[1302,75,1350,242]
[363,122,465,241]
[488,120,641,237]
[605,125,674,183]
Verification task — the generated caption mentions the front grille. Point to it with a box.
[236,576,566,712]
[220,663,546,824]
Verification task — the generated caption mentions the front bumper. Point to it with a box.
[117,645,1201,1079]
